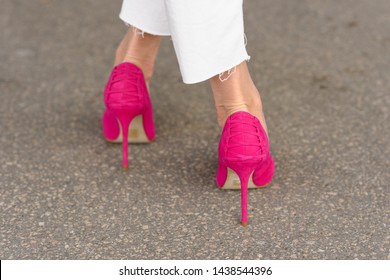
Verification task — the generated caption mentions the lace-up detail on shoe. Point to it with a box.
[104,63,146,109]
[222,112,267,162]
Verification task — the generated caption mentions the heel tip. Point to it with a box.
[241,222,248,227]
[123,166,128,170]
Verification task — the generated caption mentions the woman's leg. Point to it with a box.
[164,1,274,225]
[210,61,268,134]
[114,28,162,84]
[162,1,267,130]
[103,0,170,169]
[116,0,170,83]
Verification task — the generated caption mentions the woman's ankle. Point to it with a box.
[210,62,268,135]
[215,96,267,133]
[114,28,161,84]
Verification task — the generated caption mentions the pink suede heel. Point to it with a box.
[216,111,275,226]
[102,62,155,169]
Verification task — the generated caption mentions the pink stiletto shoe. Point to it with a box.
[102,62,155,169]
[216,111,275,226]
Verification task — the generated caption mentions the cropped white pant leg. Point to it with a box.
[119,0,250,84]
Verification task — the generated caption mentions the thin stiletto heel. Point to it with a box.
[240,173,249,226]
[233,165,257,226]
[112,109,137,169]
[119,116,130,170]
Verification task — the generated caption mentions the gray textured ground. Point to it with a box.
[0,0,389,259]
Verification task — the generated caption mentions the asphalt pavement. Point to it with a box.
[0,0,389,259]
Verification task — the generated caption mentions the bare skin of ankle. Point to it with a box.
[115,28,162,84]
[210,61,269,136]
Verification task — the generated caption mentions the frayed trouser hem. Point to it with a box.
[119,14,171,37]
[182,55,251,85]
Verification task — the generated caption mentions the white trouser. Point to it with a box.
[119,0,250,84]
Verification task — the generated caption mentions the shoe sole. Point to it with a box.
[105,114,152,143]
[221,168,268,190]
